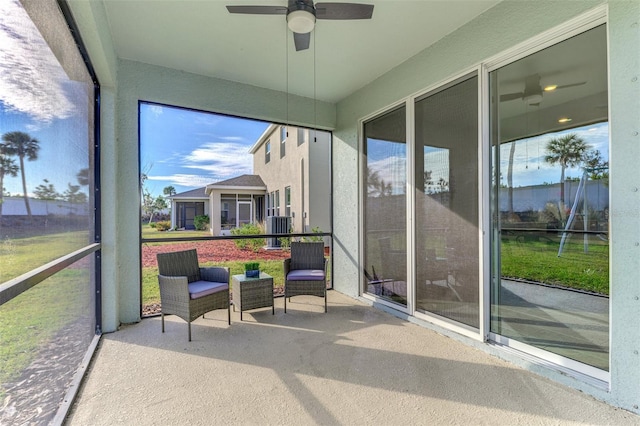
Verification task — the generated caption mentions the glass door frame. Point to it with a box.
[482,6,610,384]
[359,99,413,316]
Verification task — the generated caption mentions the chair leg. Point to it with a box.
[161,313,165,333]
[284,294,287,313]
[188,322,192,342]
[324,291,327,313]
[227,305,231,325]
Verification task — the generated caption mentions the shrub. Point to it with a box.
[156,221,171,231]
[230,223,264,252]
[303,226,324,242]
[149,222,157,228]
[194,215,209,231]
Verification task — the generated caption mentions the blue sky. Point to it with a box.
[0,0,90,198]
[367,121,609,195]
[140,103,270,197]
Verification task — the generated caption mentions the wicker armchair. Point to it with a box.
[157,249,230,341]
[284,242,327,313]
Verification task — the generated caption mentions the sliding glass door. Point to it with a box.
[490,25,609,372]
[415,75,479,328]
[362,106,407,307]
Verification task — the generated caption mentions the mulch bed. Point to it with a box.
[141,240,290,268]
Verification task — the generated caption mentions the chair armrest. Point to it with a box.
[284,258,291,277]
[158,274,190,301]
[200,266,230,283]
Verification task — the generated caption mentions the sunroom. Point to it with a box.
[1,0,639,422]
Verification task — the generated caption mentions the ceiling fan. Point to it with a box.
[226,0,374,51]
[500,74,586,106]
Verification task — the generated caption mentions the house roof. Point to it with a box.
[249,123,279,154]
[170,186,208,199]
[209,174,265,188]
[171,176,266,199]
[205,174,267,194]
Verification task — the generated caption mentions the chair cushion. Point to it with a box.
[287,269,325,281]
[188,281,229,299]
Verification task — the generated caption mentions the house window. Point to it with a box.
[281,132,286,158]
[275,190,280,216]
[285,186,291,216]
[297,128,305,146]
[221,202,229,224]
[268,191,275,216]
[281,126,287,142]
[265,140,271,164]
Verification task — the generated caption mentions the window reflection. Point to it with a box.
[490,25,609,371]
[363,106,407,306]
[415,76,479,328]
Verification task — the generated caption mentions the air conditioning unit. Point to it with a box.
[266,216,291,248]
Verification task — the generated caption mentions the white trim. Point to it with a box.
[479,63,491,341]
[405,98,415,314]
[490,333,610,385]
[484,4,607,72]
[415,310,482,342]
[361,292,411,316]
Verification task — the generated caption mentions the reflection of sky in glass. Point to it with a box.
[367,121,608,194]
[0,0,90,197]
[366,138,406,195]
[500,122,609,188]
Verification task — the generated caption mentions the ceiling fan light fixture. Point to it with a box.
[544,84,558,92]
[525,93,543,105]
[287,10,316,33]
[558,117,572,123]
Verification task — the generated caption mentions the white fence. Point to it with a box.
[0,197,90,216]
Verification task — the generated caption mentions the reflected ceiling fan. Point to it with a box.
[500,74,586,106]
[226,0,374,51]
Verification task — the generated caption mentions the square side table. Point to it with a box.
[232,272,274,320]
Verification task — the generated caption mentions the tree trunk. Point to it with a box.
[19,156,32,218]
[507,142,515,215]
[560,166,566,207]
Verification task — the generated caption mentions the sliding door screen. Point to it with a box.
[363,106,407,306]
[415,75,479,328]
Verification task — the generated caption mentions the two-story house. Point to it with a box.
[168,124,330,237]
[250,124,331,236]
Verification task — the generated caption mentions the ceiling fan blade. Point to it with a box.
[555,81,587,90]
[226,5,287,15]
[500,92,524,102]
[293,32,310,51]
[315,3,374,20]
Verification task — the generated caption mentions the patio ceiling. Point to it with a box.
[93,0,501,104]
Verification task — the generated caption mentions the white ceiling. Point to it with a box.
[101,0,501,103]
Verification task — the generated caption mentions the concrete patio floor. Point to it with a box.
[67,291,637,425]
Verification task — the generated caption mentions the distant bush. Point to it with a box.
[149,222,157,228]
[156,221,171,231]
[230,223,264,252]
[194,215,209,231]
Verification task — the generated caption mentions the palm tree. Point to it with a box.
[77,168,90,186]
[544,133,588,206]
[1,131,40,218]
[163,185,176,197]
[0,154,19,218]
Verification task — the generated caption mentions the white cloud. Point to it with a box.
[0,0,77,124]
[148,174,215,188]
[181,142,253,177]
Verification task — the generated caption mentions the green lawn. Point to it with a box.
[0,269,92,398]
[0,231,89,283]
[500,234,609,294]
[141,223,210,240]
